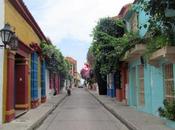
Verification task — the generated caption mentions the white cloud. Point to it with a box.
[26,0,134,44]
[24,0,134,71]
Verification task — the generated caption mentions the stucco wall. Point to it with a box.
[0,0,4,124]
[137,1,149,37]
[46,70,52,99]
[128,58,165,116]
[5,0,40,45]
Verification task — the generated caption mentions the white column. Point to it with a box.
[0,0,4,124]
[45,69,51,99]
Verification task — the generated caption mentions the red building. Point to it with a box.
[113,4,130,103]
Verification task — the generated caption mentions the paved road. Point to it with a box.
[37,88,129,130]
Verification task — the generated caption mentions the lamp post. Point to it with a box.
[0,23,18,50]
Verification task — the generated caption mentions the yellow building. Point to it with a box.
[2,0,48,123]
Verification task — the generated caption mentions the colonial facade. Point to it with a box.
[106,4,130,100]
[123,0,175,116]
[65,56,77,87]
[1,0,49,123]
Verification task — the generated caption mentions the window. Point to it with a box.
[139,65,145,105]
[163,64,175,102]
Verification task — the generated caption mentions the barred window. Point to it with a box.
[163,64,175,102]
[139,65,145,106]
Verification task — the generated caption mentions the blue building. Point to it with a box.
[124,0,175,116]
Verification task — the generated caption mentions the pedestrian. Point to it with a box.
[66,85,71,96]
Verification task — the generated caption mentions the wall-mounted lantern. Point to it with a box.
[0,23,18,50]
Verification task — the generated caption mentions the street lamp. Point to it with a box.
[0,23,18,50]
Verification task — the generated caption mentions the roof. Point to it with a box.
[116,4,131,19]
[65,57,77,64]
[9,0,49,43]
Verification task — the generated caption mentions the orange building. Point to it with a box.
[65,57,77,77]
[65,57,78,87]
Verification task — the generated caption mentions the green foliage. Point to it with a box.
[93,17,124,38]
[137,0,175,44]
[91,31,141,76]
[90,17,142,77]
[40,42,71,80]
[144,34,170,58]
[158,99,175,121]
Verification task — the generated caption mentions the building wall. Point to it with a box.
[45,70,52,99]
[137,1,149,37]
[150,65,164,115]
[127,0,165,116]
[128,58,165,116]
[4,0,46,110]
[0,0,5,124]
[5,0,40,45]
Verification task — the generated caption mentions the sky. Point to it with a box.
[23,0,134,72]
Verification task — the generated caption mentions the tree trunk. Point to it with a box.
[95,71,107,95]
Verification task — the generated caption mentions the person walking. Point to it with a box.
[66,85,71,96]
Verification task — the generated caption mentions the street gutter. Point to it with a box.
[87,89,137,130]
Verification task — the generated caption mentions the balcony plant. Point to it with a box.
[158,99,175,128]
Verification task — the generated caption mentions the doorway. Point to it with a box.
[14,54,28,117]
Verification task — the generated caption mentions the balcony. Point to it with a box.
[149,46,175,66]
[122,44,146,61]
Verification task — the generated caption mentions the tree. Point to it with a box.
[137,0,175,44]
[40,42,71,89]
[89,17,142,94]
[90,17,125,95]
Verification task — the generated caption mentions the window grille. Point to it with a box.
[163,64,175,102]
[139,65,145,105]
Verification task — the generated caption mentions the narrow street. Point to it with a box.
[37,88,129,130]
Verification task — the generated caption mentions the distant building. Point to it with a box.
[65,57,78,87]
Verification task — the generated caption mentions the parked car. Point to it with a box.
[78,85,84,88]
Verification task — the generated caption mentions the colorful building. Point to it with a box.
[1,0,49,123]
[106,4,131,99]
[124,0,175,117]
[74,72,81,87]
[65,56,77,87]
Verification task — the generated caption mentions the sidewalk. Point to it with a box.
[88,90,174,130]
[0,93,67,130]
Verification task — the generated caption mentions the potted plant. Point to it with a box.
[158,99,175,128]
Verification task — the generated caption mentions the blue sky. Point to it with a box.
[23,0,134,72]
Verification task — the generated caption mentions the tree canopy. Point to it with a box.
[137,0,175,44]
[40,42,71,80]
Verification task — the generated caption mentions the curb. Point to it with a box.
[87,90,137,130]
[29,94,67,130]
